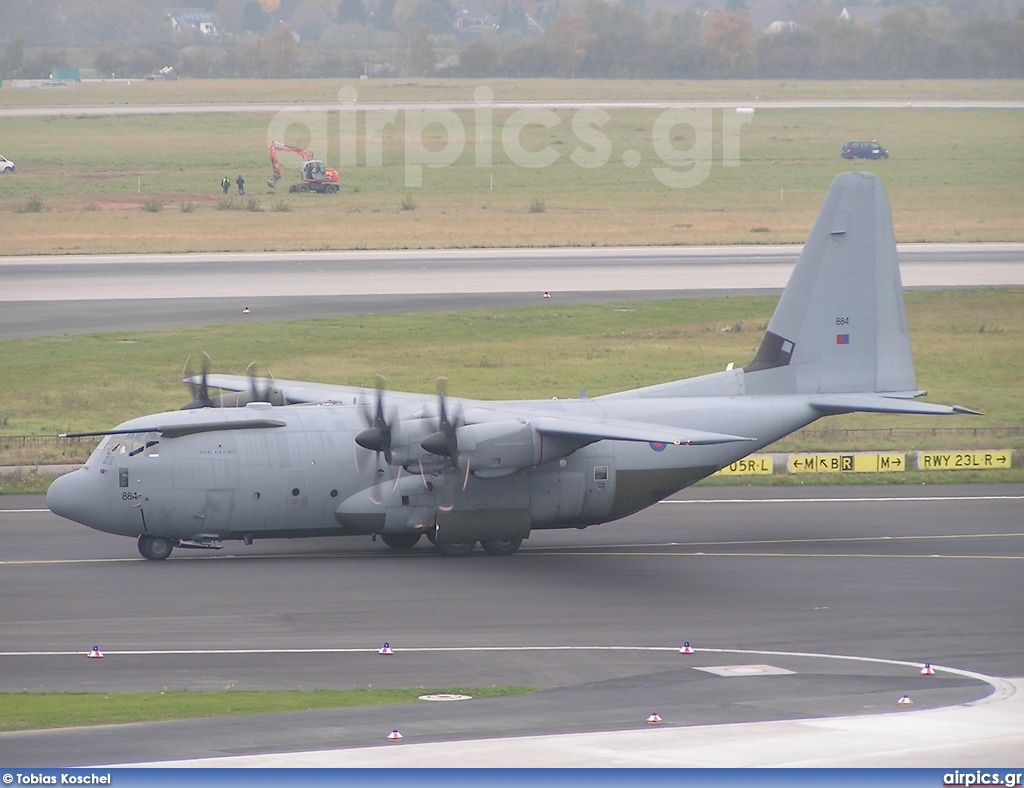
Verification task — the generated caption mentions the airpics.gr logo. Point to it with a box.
[266,86,755,189]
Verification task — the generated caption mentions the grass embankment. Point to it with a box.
[1,288,1020,485]
[0,686,533,732]
[0,105,1020,253]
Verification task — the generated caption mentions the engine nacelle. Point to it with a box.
[453,420,539,478]
[386,417,443,469]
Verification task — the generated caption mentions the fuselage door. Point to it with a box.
[580,456,616,522]
[202,489,234,535]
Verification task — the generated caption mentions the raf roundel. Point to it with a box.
[649,442,667,452]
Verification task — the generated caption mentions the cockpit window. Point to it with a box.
[101,433,159,458]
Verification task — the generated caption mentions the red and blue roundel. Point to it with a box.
[649,442,667,452]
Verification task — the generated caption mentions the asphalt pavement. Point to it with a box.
[2,485,1021,766]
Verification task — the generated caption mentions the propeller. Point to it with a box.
[181,353,214,410]
[355,375,394,465]
[245,362,284,406]
[421,377,461,469]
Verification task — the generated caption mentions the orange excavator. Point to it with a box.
[267,142,340,193]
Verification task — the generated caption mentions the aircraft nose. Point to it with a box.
[47,468,101,526]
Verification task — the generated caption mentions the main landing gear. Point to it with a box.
[480,537,522,556]
[379,533,525,556]
[380,533,422,550]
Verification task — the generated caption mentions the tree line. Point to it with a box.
[1,0,1022,80]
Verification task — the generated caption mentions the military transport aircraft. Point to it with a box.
[47,173,978,560]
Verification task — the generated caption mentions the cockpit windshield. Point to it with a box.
[93,432,160,461]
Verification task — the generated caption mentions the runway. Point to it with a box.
[2,485,1022,766]
[3,99,1023,119]
[2,243,1022,339]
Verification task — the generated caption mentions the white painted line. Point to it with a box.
[662,496,1024,504]
[0,643,1011,701]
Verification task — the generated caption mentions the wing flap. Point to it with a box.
[532,416,752,446]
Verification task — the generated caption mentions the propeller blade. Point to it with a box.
[354,374,393,465]
[181,353,214,409]
[421,377,459,467]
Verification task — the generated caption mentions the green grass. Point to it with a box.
[0,687,534,732]
[1,289,1020,456]
[0,105,1020,253]
[0,473,64,495]
[2,78,1022,107]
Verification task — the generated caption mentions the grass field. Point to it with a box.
[0,686,532,732]
[1,288,1020,473]
[0,103,1021,253]
[3,78,1022,107]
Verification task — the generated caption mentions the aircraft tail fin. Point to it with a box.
[744,172,917,396]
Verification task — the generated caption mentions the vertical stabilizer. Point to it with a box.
[744,172,916,395]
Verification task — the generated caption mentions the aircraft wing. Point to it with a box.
[195,374,373,405]
[809,394,981,416]
[531,415,753,446]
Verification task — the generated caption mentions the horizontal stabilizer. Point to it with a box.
[532,416,752,446]
[809,395,981,417]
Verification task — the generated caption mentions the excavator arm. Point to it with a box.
[268,142,314,188]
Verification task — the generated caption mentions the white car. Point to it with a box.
[0,155,14,173]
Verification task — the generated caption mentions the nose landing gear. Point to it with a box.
[138,534,174,560]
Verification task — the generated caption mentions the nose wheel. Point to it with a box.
[138,535,174,561]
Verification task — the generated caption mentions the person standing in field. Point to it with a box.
[236,175,245,195]
[221,177,230,194]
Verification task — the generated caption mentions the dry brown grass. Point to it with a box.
[2,201,1020,256]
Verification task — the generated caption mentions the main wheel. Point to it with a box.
[480,537,523,556]
[138,535,174,561]
[436,540,476,557]
[325,184,338,194]
[381,533,421,550]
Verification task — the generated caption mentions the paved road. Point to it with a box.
[3,244,1022,339]
[2,486,1021,766]
[3,99,1023,119]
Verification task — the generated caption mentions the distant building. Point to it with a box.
[749,0,803,33]
[838,5,887,28]
[454,2,499,34]
[51,67,81,82]
[167,8,219,36]
[147,66,178,81]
